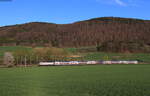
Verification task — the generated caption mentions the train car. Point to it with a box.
[86,61,98,65]
[102,61,112,64]
[39,60,138,66]
[127,61,138,64]
[78,61,88,65]
[68,61,80,65]
[39,62,54,66]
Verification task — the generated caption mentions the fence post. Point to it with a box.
[24,55,27,67]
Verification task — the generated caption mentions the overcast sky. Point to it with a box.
[0,0,149,26]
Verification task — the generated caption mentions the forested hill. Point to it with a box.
[0,17,150,48]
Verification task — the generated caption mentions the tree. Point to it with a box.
[3,52,14,67]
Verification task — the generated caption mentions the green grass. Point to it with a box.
[65,48,77,53]
[60,47,150,62]
[0,65,150,96]
[83,52,150,62]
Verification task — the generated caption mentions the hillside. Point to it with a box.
[0,17,150,50]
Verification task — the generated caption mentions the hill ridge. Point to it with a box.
[0,17,150,52]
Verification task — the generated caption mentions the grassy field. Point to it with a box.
[0,65,150,96]
[83,52,150,62]
[66,48,150,63]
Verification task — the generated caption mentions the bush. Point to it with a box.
[33,47,71,61]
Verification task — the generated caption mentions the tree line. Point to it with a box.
[3,47,72,67]
[96,40,150,53]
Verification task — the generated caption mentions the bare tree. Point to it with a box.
[3,52,14,67]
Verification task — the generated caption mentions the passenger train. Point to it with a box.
[39,60,138,66]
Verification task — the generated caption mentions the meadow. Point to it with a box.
[0,65,150,96]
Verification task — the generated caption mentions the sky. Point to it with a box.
[0,0,150,26]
